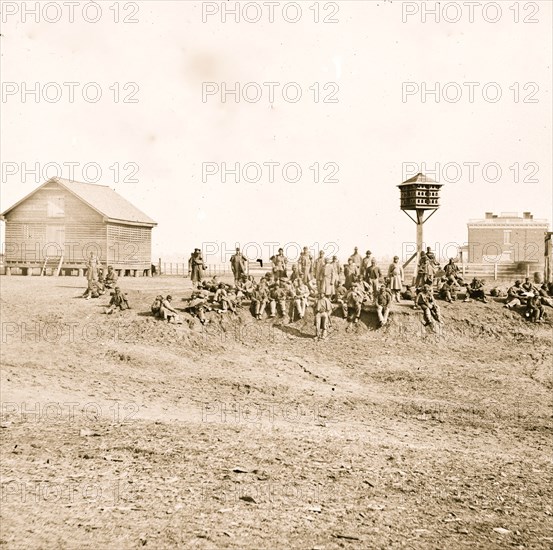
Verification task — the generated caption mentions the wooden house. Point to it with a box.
[1,177,157,276]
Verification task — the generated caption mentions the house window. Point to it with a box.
[47,196,65,217]
[503,230,512,245]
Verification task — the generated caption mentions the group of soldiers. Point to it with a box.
[503,278,552,323]
[182,246,445,339]
[181,245,553,335]
[82,247,551,333]
[81,253,130,314]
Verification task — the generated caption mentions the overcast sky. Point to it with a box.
[1,0,551,264]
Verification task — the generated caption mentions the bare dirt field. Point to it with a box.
[1,275,552,549]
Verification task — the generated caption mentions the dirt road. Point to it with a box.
[1,276,552,549]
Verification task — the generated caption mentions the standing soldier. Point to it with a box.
[321,258,336,298]
[360,250,372,280]
[367,258,382,303]
[299,246,314,283]
[343,258,359,290]
[387,256,404,303]
[313,251,326,292]
[425,247,440,285]
[188,248,207,288]
[86,252,99,284]
[331,256,342,295]
[415,251,428,288]
[349,247,363,269]
[230,247,248,285]
[270,248,288,279]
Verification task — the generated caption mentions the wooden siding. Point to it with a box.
[3,181,152,269]
[106,223,152,270]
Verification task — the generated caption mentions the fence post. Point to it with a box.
[494,263,497,280]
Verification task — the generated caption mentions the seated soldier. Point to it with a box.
[401,285,416,302]
[313,292,333,340]
[151,294,164,317]
[213,283,233,313]
[105,287,130,314]
[375,284,393,327]
[236,275,254,301]
[292,279,310,320]
[345,286,363,331]
[504,281,525,308]
[335,282,348,318]
[159,295,183,323]
[465,278,488,303]
[439,276,460,303]
[104,266,118,289]
[251,284,269,320]
[290,265,300,283]
[416,285,442,327]
[538,284,553,307]
[443,258,464,284]
[272,281,288,317]
[187,291,211,325]
[202,276,219,293]
[521,277,534,293]
[525,294,545,322]
[82,279,105,300]
[307,277,319,297]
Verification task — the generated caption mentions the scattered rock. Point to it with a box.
[79,428,99,437]
[239,495,257,504]
[333,534,360,541]
[493,528,511,535]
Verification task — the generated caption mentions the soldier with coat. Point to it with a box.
[230,247,248,285]
[188,248,207,287]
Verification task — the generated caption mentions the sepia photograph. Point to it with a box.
[0,1,552,548]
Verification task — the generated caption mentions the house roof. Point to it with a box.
[1,178,157,227]
[398,173,442,186]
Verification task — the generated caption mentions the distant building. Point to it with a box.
[466,212,549,264]
[1,177,157,276]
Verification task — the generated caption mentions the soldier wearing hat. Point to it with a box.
[188,248,207,287]
[313,291,333,340]
[348,247,362,269]
[230,247,248,285]
[104,265,118,289]
[387,255,404,303]
[360,250,372,280]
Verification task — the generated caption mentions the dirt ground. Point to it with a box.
[1,275,552,549]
